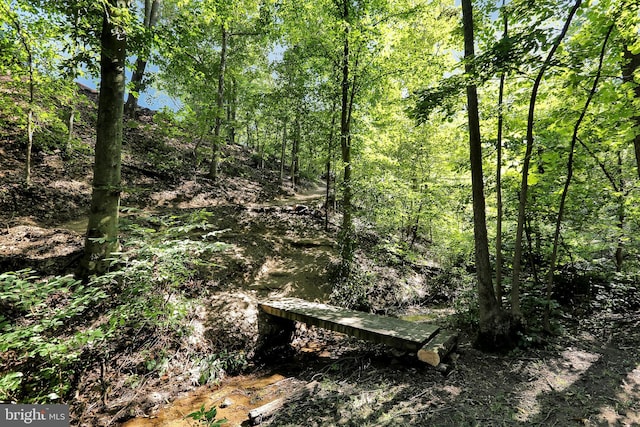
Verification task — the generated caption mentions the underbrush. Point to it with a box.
[0,209,232,405]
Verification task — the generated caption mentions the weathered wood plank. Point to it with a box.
[259,298,439,352]
[417,330,458,366]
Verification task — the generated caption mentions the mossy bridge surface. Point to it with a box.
[259,298,457,366]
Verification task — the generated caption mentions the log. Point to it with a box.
[248,381,318,426]
[417,331,458,366]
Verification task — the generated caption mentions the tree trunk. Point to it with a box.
[494,0,508,307]
[228,77,237,145]
[280,120,287,182]
[78,0,128,277]
[616,151,625,272]
[7,5,35,186]
[209,25,228,180]
[66,106,76,155]
[510,0,581,318]
[326,103,338,231]
[124,0,161,118]
[291,114,300,188]
[339,2,355,275]
[461,0,511,348]
[544,25,612,331]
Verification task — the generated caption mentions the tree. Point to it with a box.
[494,0,508,307]
[509,0,582,319]
[124,0,162,118]
[78,0,130,277]
[156,0,270,180]
[0,1,62,186]
[461,0,513,347]
[544,24,613,330]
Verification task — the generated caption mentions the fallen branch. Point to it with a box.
[248,381,319,426]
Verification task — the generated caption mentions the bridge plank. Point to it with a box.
[260,298,440,352]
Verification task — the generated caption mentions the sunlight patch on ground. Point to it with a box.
[597,363,640,425]
[49,179,90,191]
[513,348,600,422]
[149,180,217,208]
[0,225,83,258]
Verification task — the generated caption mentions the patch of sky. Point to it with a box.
[77,60,182,112]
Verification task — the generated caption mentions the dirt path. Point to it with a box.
[119,184,341,427]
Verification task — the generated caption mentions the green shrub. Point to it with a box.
[0,209,230,403]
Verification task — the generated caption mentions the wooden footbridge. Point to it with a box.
[259,298,457,366]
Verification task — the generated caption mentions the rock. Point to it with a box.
[220,397,234,408]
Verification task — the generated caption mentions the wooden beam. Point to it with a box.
[260,298,439,352]
[417,330,458,366]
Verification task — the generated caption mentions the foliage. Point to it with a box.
[0,270,108,401]
[185,404,228,426]
[329,262,377,312]
[0,210,230,403]
[193,350,249,385]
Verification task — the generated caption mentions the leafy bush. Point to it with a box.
[0,271,108,402]
[185,404,227,426]
[0,209,230,403]
[329,264,377,312]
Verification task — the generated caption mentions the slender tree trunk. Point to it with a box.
[616,151,625,272]
[79,0,128,277]
[255,120,264,169]
[66,10,80,156]
[339,6,355,275]
[544,25,612,331]
[125,0,161,118]
[245,114,252,148]
[576,138,627,271]
[511,0,581,318]
[495,2,508,306]
[228,77,237,145]
[209,25,228,180]
[291,114,300,188]
[326,102,338,231]
[280,120,287,182]
[7,6,35,186]
[66,106,76,155]
[462,0,508,347]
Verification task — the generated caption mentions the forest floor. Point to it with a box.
[1,97,639,426]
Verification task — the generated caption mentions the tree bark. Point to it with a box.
[461,0,507,346]
[291,113,301,188]
[326,101,338,231]
[338,0,355,275]
[6,4,34,186]
[280,120,287,182]
[209,25,228,180]
[510,0,581,318]
[495,1,508,306]
[228,77,237,145]
[78,0,128,277]
[615,151,625,272]
[124,0,161,118]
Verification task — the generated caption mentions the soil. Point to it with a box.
[1,91,639,426]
